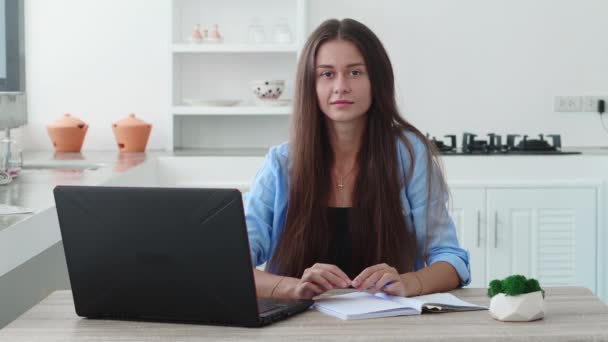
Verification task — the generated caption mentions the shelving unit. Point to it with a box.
[171,43,300,53]
[169,0,307,151]
[172,106,291,116]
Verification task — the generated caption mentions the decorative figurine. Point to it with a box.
[206,24,223,43]
[46,113,88,152]
[191,24,203,44]
[112,113,152,153]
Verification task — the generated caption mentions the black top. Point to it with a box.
[326,207,354,279]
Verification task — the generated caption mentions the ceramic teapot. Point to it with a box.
[46,113,88,152]
[112,113,152,153]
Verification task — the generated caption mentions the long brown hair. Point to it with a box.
[269,18,447,278]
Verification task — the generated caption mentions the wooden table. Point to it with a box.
[1,287,607,341]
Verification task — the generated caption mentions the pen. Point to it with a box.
[362,281,394,290]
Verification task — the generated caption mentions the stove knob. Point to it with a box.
[444,135,457,150]
[547,134,562,149]
[506,134,520,149]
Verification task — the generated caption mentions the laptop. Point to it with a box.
[53,185,313,327]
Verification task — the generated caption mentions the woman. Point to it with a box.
[244,18,470,300]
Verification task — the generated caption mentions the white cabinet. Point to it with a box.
[487,188,596,290]
[169,0,307,151]
[450,186,597,294]
[449,188,486,288]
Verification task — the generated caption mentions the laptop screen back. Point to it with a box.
[54,186,260,326]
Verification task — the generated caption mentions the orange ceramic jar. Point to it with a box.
[46,113,88,152]
[112,113,152,153]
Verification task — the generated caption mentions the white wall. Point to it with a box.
[19,0,608,150]
[308,0,608,147]
[22,0,170,151]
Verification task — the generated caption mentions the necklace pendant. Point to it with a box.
[337,175,345,191]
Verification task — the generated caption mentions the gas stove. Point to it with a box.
[428,133,581,155]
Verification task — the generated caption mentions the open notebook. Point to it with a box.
[314,292,487,320]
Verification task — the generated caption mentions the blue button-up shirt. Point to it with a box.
[243,131,471,286]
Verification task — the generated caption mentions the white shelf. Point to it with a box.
[169,0,307,150]
[172,43,299,53]
[172,105,291,115]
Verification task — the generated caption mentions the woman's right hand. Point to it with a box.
[283,263,352,299]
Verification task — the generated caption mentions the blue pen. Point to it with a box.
[367,281,393,290]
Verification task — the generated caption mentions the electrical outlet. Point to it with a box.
[582,96,608,112]
[554,96,582,112]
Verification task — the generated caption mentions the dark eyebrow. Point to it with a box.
[316,63,366,69]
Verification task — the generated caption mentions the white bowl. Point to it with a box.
[182,99,240,107]
[254,98,291,107]
[251,80,285,100]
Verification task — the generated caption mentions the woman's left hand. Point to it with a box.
[352,263,406,297]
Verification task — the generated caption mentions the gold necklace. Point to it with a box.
[335,165,356,191]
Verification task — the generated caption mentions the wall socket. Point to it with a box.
[554,95,608,112]
[554,96,582,112]
[582,96,608,112]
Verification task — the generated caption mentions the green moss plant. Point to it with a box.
[487,275,544,298]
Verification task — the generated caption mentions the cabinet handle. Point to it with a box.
[494,211,498,248]
[476,210,481,247]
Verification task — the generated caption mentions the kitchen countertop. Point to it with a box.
[566,146,608,155]
[3,146,607,233]
[0,150,168,279]
[0,287,606,341]
[0,151,154,232]
[2,146,608,279]
[173,146,608,156]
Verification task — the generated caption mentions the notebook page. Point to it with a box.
[315,292,420,318]
[388,292,485,309]
[373,292,425,312]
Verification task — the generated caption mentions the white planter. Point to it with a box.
[489,291,545,322]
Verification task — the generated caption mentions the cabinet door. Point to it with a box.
[449,188,486,288]
[487,188,596,292]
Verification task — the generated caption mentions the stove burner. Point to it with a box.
[462,133,507,153]
[428,134,457,152]
[509,134,562,151]
[427,133,579,155]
